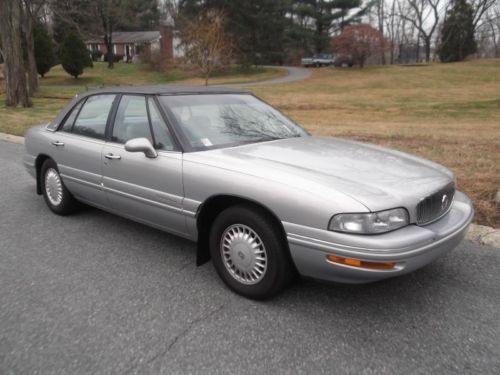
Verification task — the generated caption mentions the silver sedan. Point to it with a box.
[23,86,473,299]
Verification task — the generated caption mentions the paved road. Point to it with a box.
[228,66,312,87]
[1,140,499,374]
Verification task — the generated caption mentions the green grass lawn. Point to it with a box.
[32,62,284,88]
[0,59,498,227]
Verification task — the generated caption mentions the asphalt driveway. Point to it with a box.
[1,140,499,374]
[227,66,312,87]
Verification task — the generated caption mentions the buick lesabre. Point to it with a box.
[23,86,474,299]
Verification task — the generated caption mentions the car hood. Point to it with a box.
[187,136,454,212]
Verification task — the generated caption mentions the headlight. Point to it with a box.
[329,208,409,234]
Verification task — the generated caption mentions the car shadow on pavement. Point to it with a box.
[267,256,467,326]
[41,200,469,320]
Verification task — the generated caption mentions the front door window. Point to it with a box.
[112,95,152,144]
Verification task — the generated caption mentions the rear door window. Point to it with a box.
[60,100,83,132]
[73,94,116,139]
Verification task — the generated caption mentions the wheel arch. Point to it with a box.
[35,154,53,195]
[195,194,294,269]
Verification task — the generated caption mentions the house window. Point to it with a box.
[113,45,117,55]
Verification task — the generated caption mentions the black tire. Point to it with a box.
[209,204,296,299]
[40,159,78,215]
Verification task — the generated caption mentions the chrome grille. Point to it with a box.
[416,182,455,225]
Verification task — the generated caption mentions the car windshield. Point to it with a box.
[160,94,308,151]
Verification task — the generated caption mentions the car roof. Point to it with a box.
[79,85,249,96]
[46,85,251,131]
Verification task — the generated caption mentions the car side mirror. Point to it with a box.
[124,138,158,158]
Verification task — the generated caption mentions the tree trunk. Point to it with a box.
[415,37,420,62]
[0,0,31,107]
[22,3,38,95]
[424,37,431,62]
[108,31,114,69]
[359,55,365,69]
[490,24,498,58]
[378,0,385,65]
[204,63,210,86]
[107,38,114,68]
[104,32,114,69]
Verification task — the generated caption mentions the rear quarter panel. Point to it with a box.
[24,125,56,166]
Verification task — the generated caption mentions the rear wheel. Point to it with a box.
[209,204,295,299]
[41,159,78,215]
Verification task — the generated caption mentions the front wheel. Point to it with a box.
[41,159,78,215]
[209,204,296,299]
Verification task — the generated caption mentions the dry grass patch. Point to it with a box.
[251,59,500,227]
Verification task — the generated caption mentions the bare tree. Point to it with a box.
[377,0,387,64]
[88,0,126,69]
[470,0,497,31]
[49,0,127,69]
[480,3,500,56]
[48,0,86,40]
[399,0,442,62]
[182,10,233,86]
[21,0,46,95]
[160,0,179,22]
[0,0,31,107]
[384,0,402,64]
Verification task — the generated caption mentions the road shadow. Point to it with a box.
[25,191,473,321]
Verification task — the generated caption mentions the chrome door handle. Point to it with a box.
[104,153,121,160]
[51,141,65,147]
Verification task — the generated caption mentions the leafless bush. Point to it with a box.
[180,9,233,85]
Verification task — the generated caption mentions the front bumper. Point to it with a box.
[285,191,474,283]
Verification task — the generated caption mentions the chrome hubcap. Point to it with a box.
[45,168,63,206]
[221,224,267,285]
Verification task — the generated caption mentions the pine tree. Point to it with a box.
[33,23,56,78]
[293,0,363,54]
[179,0,290,65]
[178,0,367,63]
[60,31,93,78]
[439,0,477,62]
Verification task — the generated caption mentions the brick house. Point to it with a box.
[86,23,182,62]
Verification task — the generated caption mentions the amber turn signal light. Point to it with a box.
[326,255,396,270]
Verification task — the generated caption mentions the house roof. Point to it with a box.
[86,31,161,44]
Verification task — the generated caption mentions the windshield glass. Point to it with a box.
[160,94,308,150]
